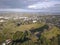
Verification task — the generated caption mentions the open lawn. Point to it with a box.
[3,22,45,33]
[12,23,45,32]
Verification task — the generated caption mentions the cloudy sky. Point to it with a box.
[0,0,60,12]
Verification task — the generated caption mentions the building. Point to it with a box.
[33,20,37,23]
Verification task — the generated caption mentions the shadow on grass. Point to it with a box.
[30,24,49,33]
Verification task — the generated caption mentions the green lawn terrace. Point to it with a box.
[2,21,45,33]
[0,19,60,45]
[0,21,45,43]
[1,22,60,45]
[0,14,60,45]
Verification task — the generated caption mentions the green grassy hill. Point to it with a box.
[3,23,45,33]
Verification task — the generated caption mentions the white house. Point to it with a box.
[33,20,37,23]
[0,20,4,22]
[2,39,12,45]
[5,39,12,44]
[2,43,6,45]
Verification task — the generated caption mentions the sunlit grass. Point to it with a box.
[13,23,45,32]
[42,26,60,39]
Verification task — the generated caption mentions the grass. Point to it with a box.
[13,23,45,32]
[2,22,45,33]
[42,26,60,39]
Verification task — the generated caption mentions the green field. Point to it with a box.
[2,22,45,33]
[0,19,60,45]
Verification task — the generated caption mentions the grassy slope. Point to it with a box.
[3,22,45,33]
[13,23,45,32]
[42,26,60,39]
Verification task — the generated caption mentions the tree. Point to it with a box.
[13,31,23,41]
[57,35,60,45]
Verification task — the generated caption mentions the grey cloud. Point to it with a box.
[0,0,60,13]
